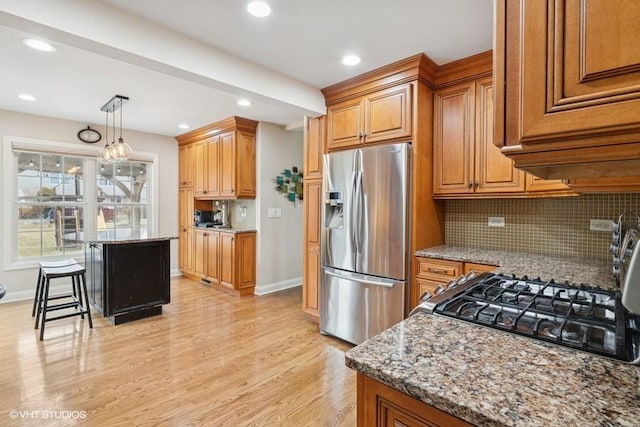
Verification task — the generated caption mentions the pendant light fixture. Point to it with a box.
[97,95,132,163]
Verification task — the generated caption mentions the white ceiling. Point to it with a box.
[0,0,493,137]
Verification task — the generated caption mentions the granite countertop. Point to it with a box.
[346,313,640,427]
[416,245,615,290]
[192,226,256,234]
[72,230,178,244]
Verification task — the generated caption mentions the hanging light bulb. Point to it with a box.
[98,95,131,162]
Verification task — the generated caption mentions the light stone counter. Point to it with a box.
[345,313,640,427]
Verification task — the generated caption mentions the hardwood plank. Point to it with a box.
[0,277,356,426]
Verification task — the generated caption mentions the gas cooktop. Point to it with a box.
[414,273,640,364]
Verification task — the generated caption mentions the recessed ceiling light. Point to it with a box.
[342,54,361,66]
[247,1,271,17]
[237,99,252,107]
[178,123,190,130]
[22,38,55,52]
[18,94,37,101]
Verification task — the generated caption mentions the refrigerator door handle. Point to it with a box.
[355,170,364,251]
[324,269,395,288]
[350,170,358,251]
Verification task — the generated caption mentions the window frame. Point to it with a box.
[3,135,159,270]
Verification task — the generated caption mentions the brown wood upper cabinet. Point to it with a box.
[178,143,195,187]
[326,83,412,150]
[433,77,526,197]
[176,116,257,200]
[495,0,640,179]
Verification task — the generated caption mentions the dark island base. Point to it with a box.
[86,239,171,325]
[109,306,163,325]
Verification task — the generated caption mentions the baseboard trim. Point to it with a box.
[254,277,302,296]
[0,284,69,304]
[170,268,182,278]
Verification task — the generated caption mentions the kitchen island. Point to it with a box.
[346,312,640,426]
[83,232,177,324]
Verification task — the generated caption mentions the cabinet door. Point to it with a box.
[525,174,571,193]
[236,131,256,198]
[193,140,207,197]
[178,143,195,187]
[357,373,473,427]
[205,231,219,284]
[327,98,363,150]
[178,187,194,273]
[496,1,640,162]
[303,180,322,316]
[219,232,235,289]
[206,136,220,197]
[219,131,236,198]
[193,229,206,277]
[363,83,412,144]
[474,77,525,194]
[433,83,474,194]
[180,229,194,273]
[236,233,256,290]
[304,116,325,180]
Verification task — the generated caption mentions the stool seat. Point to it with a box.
[41,263,85,279]
[32,258,79,318]
[36,260,92,340]
[0,284,6,300]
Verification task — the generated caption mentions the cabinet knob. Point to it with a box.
[468,182,473,189]
[474,181,479,189]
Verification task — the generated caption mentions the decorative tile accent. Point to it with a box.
[445,194,640,260]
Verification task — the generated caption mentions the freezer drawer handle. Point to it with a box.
[325,270,395,288]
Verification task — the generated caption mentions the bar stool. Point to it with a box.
[36,263,93,340]
[32,259,79,318]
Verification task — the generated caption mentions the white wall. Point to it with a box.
[0,109,178,302]
[254,122,303,295]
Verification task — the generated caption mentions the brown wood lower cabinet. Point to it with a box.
[413,256,496,308]
[357,373,472,427]
[188,229,256,296]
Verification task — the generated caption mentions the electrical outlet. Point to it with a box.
[239,206,247,217]
[590,219,613,232]
[488,216,505,227]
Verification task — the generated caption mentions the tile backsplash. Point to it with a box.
[445,194,640,260]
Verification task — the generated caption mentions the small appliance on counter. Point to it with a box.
[193,210,217,228]
[213,200,231,229]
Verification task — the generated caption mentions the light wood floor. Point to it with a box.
[0,277,356,426]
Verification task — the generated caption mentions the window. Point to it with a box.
[97,162,150,239]
[4,136,157,268]
[16,153,85,258]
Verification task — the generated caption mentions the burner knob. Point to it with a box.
[435,285,446,295]
[613,255,620,267]
[419,290,433,302]
[467,271,477,280]
[612,220,622,233]
[613,266,620,278]
[610,243,619,254]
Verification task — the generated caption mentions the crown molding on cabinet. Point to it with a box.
[175,116,259,145]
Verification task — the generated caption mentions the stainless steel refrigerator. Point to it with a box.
[320,142,410,345]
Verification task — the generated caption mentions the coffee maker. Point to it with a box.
[214,201,231,228]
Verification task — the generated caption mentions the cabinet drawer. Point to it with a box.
[463,262,496,275]
[416,257,462,280]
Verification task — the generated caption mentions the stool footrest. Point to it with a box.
[44,310,90,323]
[45,301,82,312]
